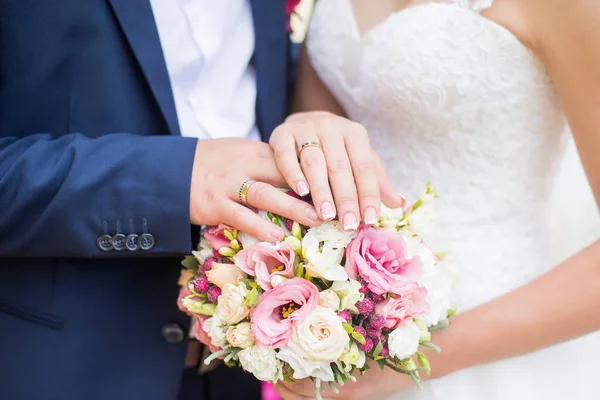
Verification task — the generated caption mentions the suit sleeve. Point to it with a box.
[0,133,198,257]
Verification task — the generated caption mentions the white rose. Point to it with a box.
[276,347,335,382]
[388,321,421,360]
[318,289,341,311]
[419,258,457,326]
[287,306,349,362]
[331,279,364,313]
[302,221,356,281]
[226,322,254,349]
[215,283,250,325]
[202,315,228,348]
[338,342,366,372]
[238,345,283,382]
[238,231,260,248]
[205,262,247,289]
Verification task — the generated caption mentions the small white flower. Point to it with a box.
[215,283,250,325]
[202,315,228,349]
[419,257,457,326]
[192,238,214,264]
[226,322,254,349]
[238,232,260,248]
[276,348,335,382]
[338,342,366,372]
[407,203,437,237]
[270,275,288,288]
[388,321,421,360]
[238,345,283,382]
[331,279,364,313]
[302,221,356,281]
[319,289,341,311]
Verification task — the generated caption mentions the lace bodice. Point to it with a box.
[307,0,569,312]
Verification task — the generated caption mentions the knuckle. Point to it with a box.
[300,153,323,169]
[335,195,359,209]
[354,160,376,175]
[231,208,246,223]
[249,182,269,206]
[327,158,352,175]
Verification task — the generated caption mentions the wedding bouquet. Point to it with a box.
[178,184,456,398]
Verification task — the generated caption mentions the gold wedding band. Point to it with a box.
[298,140,323,155]
[238,179,256,206]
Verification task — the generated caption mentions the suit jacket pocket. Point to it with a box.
[0,297,66,330]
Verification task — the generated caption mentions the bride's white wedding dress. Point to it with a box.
[306,0,600,398]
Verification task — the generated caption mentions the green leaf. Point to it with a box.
[283,374,295,383]
[373,341,384,357]
[342,323,354,334]
[294,260,305,278]
[377,358,387,371]
[428,319,449,332]
[181,255,199,270]
[446,308,457,318]
[243,288,260,307]
[411,199,423,213]
[239,279,253,290]
[419,342,441,353]
[351,331,366,345]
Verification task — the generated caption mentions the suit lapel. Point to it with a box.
[251,0,289,142]
[108,0,180,136]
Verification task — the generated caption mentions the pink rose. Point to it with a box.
[191,315,221,353]
[233,242,295,291]
[251,278,319,348]
[204,224,232,251]
[375,286,431,330]
[346,227,423,295]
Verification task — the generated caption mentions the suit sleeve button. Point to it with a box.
[96,235,114,252]
[139,233,155,251]
[126,234,139,251]
[112,233,127,251]
[161,323,185,344]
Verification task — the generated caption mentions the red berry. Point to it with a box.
[356,298,375,314]
[353,326,367,340]
[368,314,386,330]
[201,257,216,272]
[368,292,385,303]
[358,285,369,295]
[359,338,374,352]
[337,310,352,322]
[366,327,381,339]
[378,345,389,358]
[285,220,294,231]
[193,276,210,293]
[207,286,222,303]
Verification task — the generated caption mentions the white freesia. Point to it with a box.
[407,202,438,237]
[331,279,364,313]
[215,283,250,325]
[379,204,406,230]
[302,221,356,281]
[192,238,214,264]
[202,315,228,348]
[288,306,349,361]
[388,321,421,360]
[338,342,366,372]
[319,289,341,311]
[226,322,254,349]
[238,232,260,248]
[238,345,283,382]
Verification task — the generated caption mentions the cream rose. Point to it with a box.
[287,306,349,362]
[215,283,250,325]
[205,262,247,289]
[238,345,283,382]
[331,279,364,313]
[202,315,228,349]
[226,322,254,349]
[318,289,341,311]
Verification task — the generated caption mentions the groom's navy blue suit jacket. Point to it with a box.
[0,1,290,399]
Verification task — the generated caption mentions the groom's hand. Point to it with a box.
[270,111,405,231]
[189,138,321,242]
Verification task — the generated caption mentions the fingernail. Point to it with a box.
[343,213,358,231]
[399,193,407,208]
[269,228,284,242]
[364,207,378,225]
[321,202,336,220]
[297,181,309,197]
[306,207,319,222]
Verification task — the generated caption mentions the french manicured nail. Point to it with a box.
[321,202,336,220]
[269,228,284,241]
[343,213,358,231]
[297,181,309,197]
[399,193,407,207]
[364,207,378,225]
[306,207,319,222]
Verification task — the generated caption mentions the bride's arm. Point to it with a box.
[429,0,600,379]
[291,44,347,115]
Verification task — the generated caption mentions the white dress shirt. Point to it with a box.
[150,0,260,140]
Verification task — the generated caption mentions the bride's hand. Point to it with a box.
[269,111,405,230]
[272,359,412,400]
